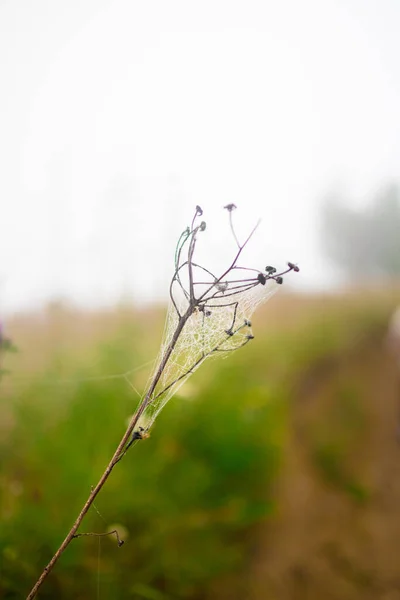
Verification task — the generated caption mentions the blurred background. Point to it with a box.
[1,1,400,598]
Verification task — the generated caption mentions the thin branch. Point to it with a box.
[205,282,259,301]
[174,227,190,272]
[73,529,125,547]
[224,203,240,248]
[224,300,239,334]
[213,337,252,352]
[187,227,199,302]
[229,208,241,249]
[169,277,183,318]
[189,261,219,281]
[231,265,262,274]
[194,275,258,286]
[173,228,192,304]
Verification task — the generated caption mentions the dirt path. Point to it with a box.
[247,333,400,600]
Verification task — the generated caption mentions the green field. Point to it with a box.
[1,288,400,599]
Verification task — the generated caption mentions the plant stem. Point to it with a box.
[26,309,191,599]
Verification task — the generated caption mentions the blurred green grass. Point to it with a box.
[1,288,400,599]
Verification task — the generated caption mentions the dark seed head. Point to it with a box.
[196,205,203,216]
[257,273,266,285]
[199,221,206,231]
[224,203,237,212]
[288,261,300,272]
[276,276,283,285]
[265,266,277,274]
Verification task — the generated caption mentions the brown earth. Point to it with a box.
[247,332,400,599]
[204,322,400,600]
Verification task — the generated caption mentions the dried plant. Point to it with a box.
[27,205,299,599]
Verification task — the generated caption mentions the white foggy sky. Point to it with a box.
[0,0,399,312]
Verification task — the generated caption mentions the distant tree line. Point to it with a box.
[321,184,400,279]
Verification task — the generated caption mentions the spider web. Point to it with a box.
[134,251,278,432]
[3,209,294,450]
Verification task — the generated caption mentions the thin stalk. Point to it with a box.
[26,308,192,600]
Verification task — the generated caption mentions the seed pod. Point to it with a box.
[288,261,300,272]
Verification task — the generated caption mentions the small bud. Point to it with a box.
[205,310,212,317]
[265,266,277,274]
[246,334,255,340]
[275,276,283,285]
[196,205,203,216]
[288,261,300,272]
[199,221,206,231]
[257,273,266,285]
[244,319,252,327]
[224,203,237,212]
